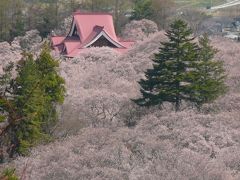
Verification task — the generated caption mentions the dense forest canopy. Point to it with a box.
[0,0,176,42]
[1,0,240,179]
[1,0,240,42]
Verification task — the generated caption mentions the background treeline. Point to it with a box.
[0,0,175,42]
[1,0,240,42]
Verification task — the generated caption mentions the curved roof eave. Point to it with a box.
[83,30,126,48]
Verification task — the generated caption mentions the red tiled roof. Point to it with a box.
[51,36,65,46]
[64,41,81,54]
[74,13,118,42]
[79,25,104,48]
[51,11,134,57]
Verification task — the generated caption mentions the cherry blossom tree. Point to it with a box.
[122,19,158,41]
[1,27,240,180]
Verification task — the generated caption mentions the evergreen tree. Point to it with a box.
[134,21,227,111]
[134,19,198,111]
[35,44,65,133]
[12,46,65,155]
[189,34,227,109]
[13,54,46,155]
[0,45,65,157]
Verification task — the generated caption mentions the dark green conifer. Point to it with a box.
[189,34,227,109]
[4,45,65,155]
[134,19,199,111]
[14,54,46,155]
[35,44,65,133]
[134,21,227,111]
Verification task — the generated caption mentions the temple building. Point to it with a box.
[51,11,134,57]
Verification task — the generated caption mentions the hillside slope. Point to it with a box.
[0,32,239,179]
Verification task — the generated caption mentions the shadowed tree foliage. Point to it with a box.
[0,0,25,41]
[130,0,175,29]
[130,0,154,20]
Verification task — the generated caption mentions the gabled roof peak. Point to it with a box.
[51,11,134,57]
